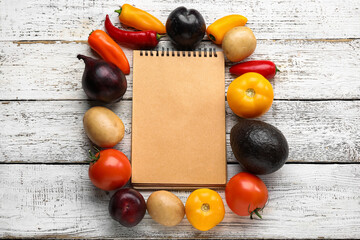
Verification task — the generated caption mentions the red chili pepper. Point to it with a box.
[105,15,163,49]
[229,60,280,80]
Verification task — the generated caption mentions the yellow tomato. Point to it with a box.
[185,188,225,231]
[227,72,274,118]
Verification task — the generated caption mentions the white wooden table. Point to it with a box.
[1,0,360,239]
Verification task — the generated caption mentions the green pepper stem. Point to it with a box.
[156,34,165,41]
[114,8,122,16]
[275,66,281,73]
[88,30,94,38]
[209,34,216,42]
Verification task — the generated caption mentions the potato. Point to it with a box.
[222,26,256,62]
[83,106,125,148]
[147,190,185,227]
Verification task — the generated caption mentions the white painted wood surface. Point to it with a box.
[1,164,359,239]
[1,100,359,163]
[1,0,360,40]
[0,0,359,239]
[1,39,360,100]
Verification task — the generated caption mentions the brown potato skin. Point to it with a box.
[83,106,125,148]
[222,26,257,62]
[147,190,185,227]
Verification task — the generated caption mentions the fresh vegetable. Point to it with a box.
[222,26,256,62]
[88,30,130,75]
[206,14,248,44]
[77,55,127,103]
[147,190,185,227]
[88,148,131,191]
[227,72,273,118]
[109,188,146,227]
[166,6,206,50]
[225,172,268,218]
[185,188,225,231]
[115,4,166,34]
[105,15,163,49]
[230,60,279,80]
[83,106,125,148]
[230,119,289,174]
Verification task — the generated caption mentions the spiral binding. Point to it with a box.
[139,48,218,57]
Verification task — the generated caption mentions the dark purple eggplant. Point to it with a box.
[77,54,127,103]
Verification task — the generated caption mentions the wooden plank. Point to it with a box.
[1,39,360,101]
[1,0,360,40]
[1,100,359,163]
[0,164,359,239]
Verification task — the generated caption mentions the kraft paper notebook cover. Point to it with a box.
[131,49,226,188]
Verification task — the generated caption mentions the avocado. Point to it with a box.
[230,119,289,175]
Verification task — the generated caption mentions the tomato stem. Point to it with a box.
[201,203,210,212]
[88,146,100,164]
[252,209,263,219]
[245,88,255,97]
[248,205,263,219]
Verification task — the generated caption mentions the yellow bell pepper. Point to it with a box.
[206,14,248,44]
[115,4,166,34]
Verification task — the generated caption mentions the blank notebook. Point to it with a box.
[131,49,226,188]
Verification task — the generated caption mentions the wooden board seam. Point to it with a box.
[8,38,360,46]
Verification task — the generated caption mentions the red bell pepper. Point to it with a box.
[105,15,163,49]
[229,60,279,80]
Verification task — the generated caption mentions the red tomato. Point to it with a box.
[88,149,131,191]
[225,172,268,218]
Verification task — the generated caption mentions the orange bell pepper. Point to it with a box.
[185,188,225,231]
[115,4,166,34]
[227,72,274,118]
[206,14,248,44]
[88,30,130,75]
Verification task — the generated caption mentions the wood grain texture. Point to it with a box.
[1,100,359,164]
[1,39,360,101]
[0,164,359,239]
[0,0,360,41]
[1,0,359,239]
